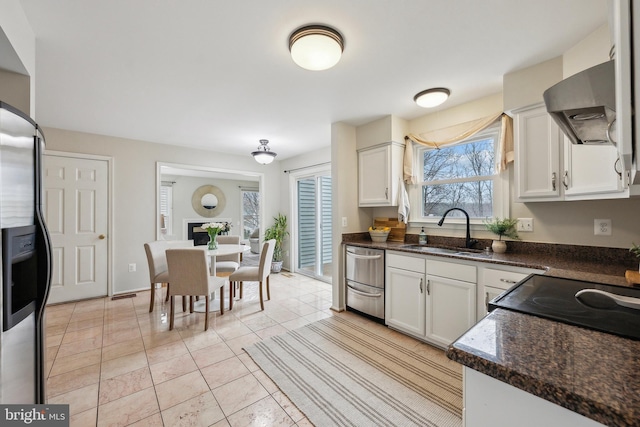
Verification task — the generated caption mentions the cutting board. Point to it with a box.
[373,217,406,242]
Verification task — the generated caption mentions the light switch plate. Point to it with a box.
[517,218,533,232]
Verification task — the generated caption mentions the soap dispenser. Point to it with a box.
[419,227,427,245]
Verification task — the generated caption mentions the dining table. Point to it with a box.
[192,243,250,313]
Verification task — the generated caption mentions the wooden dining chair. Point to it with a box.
[144,240,193,312]
[228,239,275,311]
[215,235,241,277]
[166,248,227,331]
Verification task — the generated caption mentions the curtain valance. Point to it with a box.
[403,112,514,184]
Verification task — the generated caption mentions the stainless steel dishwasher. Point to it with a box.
[345,245,385,321]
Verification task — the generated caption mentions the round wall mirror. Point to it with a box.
[201,193,218,209]
[191,185,226,217]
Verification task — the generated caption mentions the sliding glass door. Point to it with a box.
[296,172,332,282]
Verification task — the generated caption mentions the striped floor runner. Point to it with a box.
[245,315,462,427]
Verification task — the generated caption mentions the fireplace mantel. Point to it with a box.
[183,218,232,245]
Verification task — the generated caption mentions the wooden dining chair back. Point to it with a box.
[144,240,193,312]
[166,248,226,331]
[228,239,275,311]
[215,235,241,276]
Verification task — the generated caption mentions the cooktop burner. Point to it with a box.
[489,274,640,340]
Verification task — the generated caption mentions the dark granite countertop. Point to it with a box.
[446,309,640,427]
[343,234,639,287]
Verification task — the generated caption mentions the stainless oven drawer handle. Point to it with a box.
[347,253,383,260]
[349,287,382,298]
[500,278,517,284]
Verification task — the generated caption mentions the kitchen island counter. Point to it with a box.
[446,308,640,426]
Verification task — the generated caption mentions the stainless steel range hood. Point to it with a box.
[543,60,616,145]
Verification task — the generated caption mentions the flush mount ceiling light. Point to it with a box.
[289,25,344,71]
[251,139,277,164]
[414,88,451,108]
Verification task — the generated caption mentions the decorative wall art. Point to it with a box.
[191,185,226,217]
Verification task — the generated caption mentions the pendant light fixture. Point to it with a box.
[414,88,451,108]
[251,139,277,164]
[289,25,344,71]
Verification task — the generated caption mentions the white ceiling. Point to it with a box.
[17,0,607,161]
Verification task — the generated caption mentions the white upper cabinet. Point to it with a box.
[514,104,562,201]
[514,104,623,202]
[562,137,623,198]
[358,141,404,207]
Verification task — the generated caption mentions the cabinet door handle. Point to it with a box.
[485,291,489,310]
[385,187,388,198]
[499,278,517,284]
[563,171,569,189]
[419,278,423,294]
[551,172,556,191]
[427,279,430,295]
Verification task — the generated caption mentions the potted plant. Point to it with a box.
[484,218,519,253]
[630,243,640,272]
[264,213,289,273]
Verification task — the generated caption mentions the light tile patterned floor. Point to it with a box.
[45,272,334,426]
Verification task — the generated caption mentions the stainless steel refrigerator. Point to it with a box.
[0,101,52,404]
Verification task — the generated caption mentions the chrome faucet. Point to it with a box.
[437,208,478,249]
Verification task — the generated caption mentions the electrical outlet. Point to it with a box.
[342,217,348,227]
[517,218,533,232]
[594,219,612,236]
[128,263,136,272]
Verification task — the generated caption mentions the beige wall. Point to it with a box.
[563,23,610,78]
[503,57,562,111]
[44,127,283,294]
[331,121,361,311]
[0,69,30,113]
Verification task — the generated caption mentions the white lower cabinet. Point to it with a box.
[385,252,476,348]
[478,265,543,319]
[426,274,476,348]
[426,259,477,348]
[385,252,426,336]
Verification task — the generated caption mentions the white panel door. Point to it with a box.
[44,154,109,303]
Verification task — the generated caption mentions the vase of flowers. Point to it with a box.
[484,218,519,254]
[630,243,640,272]
[201,222,226,250]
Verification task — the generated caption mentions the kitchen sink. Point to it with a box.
[455,251,492,259]
[402,245,460,254]
[402,245,492,258]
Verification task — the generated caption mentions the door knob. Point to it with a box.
[99,234,106,240]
